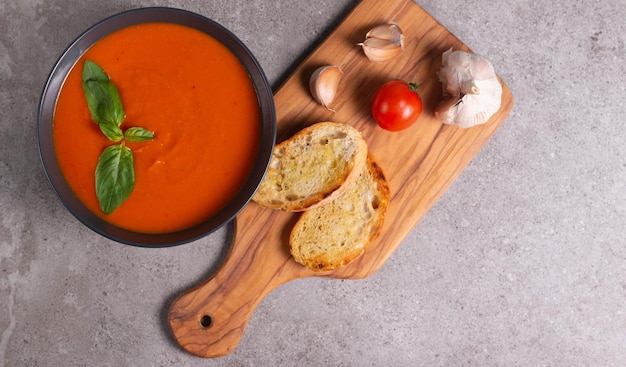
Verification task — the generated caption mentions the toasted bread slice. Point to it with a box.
[252,122,368,211]
[289,154,391,271]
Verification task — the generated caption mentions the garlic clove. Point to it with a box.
[434,97,462,125]
[365,23,403,43]
[360,37,404,63]
[359,22,404,62]
[309,65,343,111]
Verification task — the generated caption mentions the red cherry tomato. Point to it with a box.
[371,80,423,131]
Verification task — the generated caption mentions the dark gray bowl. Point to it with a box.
[38,7,276,247]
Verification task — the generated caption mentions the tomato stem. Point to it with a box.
[408,76,419,93]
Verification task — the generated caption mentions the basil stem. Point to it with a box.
[95,144,135,215]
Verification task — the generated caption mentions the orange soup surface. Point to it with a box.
[53,22,261,234]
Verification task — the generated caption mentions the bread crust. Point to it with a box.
[289,154,391,271]
[252,122,368,211]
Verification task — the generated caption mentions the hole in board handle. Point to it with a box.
[200,315,212,328]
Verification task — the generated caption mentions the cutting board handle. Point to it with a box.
[168,207,306,358]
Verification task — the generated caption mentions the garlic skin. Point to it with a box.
[359,23,404,62]
[435,49,502,128]
[309,65,343,111]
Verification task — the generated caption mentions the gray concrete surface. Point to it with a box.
[1,0,625,365]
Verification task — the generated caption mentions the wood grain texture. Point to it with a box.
[168,0,513,358]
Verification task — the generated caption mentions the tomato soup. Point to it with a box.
[53,22,261,233]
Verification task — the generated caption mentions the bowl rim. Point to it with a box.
[37,7,276,247]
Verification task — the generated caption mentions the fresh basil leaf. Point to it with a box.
[82,60,109,83]
[98,123,124,142]
[98,81,124,127]
[82,80,108,122]
[95,144,135,214]
[125,127,155,142]
[82,79,125,127]
[82,60,125,130]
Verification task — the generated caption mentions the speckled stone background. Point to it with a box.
[1,0,625,366]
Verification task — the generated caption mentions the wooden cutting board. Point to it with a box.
[168,0,513,358]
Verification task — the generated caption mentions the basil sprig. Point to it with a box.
[81,60,154,214]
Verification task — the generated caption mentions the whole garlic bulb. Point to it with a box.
[435,49,502,128]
